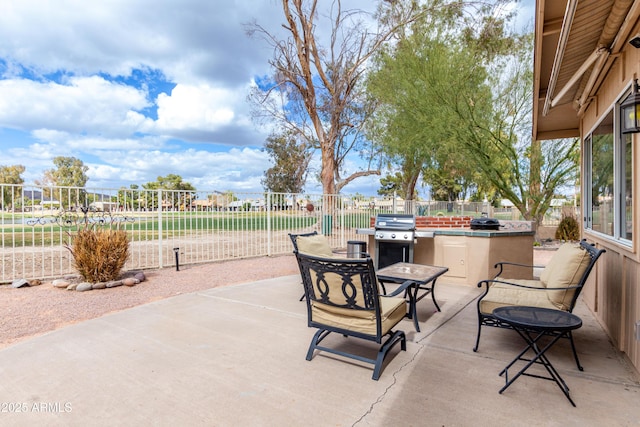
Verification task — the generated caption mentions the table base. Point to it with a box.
[499,328,577,407]
[376,263,448,333]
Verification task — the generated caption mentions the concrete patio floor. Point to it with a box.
[1,274,639,426]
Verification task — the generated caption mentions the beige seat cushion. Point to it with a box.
[311,296,406,336]
[480,286,558,315]
[296,235,334,257]
[540,243,591,310]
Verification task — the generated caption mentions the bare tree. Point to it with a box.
[247,0,417,194]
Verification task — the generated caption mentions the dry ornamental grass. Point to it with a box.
[65,227,130,283]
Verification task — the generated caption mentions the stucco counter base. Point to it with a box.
[358,228,534,286]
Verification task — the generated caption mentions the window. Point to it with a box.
[623,132,633,241]
[584,93,633,244]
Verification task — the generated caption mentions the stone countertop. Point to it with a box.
[425,228,534,237]
[356,227,534,237]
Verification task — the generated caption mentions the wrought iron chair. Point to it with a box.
[294,251,410,380]
[473,239,605,371]
[289,231,323,301]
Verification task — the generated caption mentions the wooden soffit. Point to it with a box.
[533,0,638,141]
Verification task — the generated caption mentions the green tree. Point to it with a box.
[48,156,89,187]
[39,156,89,208]
[0,164,25,210]
[143,174,196,210]
[368,1,578,231]
[366,0,507,201]
[378,172,405,198]
[261,131,312,194]
[118,184,142,211]
[442,31,579,226]
[143,174,195,191]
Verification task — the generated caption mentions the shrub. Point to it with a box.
[555,213,580,241]
[65,225,130,282]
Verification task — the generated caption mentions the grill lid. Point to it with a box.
[374,213,416,231]
[470,217,500,230]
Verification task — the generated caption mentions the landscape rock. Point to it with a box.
[105,280,123,288]
[92,282,107,290]
[29,279,42,286]
[76,282,93,292]
[11,279,30,288]
[123,277,139,286]
[134,272,146,282]
[53,279,71,288]
[66,283,78,291]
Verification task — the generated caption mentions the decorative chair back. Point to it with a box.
[293,251,408,380]
[296,252,382,335]
[296,253,379,313]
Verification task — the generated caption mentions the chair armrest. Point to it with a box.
[382,279,414,297]
[494,261,544,277]
[478,279,581,291]
[477,278,579,291]
[477,278,545,290]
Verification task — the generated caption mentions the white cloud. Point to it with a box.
[155,84,236,132]
[0,0,284,84]
[86,147,271,191]
[0,76,151,136]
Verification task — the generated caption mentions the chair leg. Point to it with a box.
[372,330,406,380]
[567,331,584,371]
[473,315,483,352]
[306,329,331,361]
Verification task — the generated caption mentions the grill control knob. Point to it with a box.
[391,233,396,239]
[403,233,408,239]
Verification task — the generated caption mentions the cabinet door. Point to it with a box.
[443,244,467,278]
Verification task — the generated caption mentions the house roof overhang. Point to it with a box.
[533,0,638,141]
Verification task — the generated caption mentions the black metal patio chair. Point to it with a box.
[294,251,410,380]
[473,239,605,371]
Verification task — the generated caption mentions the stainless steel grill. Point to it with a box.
[374,214,416,269]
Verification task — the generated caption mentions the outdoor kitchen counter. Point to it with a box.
[356,227,535,286]
[356,228,534,238]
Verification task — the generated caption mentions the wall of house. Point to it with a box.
[580,19,640,373]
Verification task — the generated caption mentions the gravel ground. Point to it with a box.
[0,248,556,350]
[0,254,299,349]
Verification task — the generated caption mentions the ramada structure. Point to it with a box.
[533,0,640,374]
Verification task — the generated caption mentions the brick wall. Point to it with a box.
[369,216,472,228]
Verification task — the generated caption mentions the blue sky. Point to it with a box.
[0,0,533,196]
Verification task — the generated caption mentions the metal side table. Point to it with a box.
[492,306,583,407]
[377,262,448,332]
